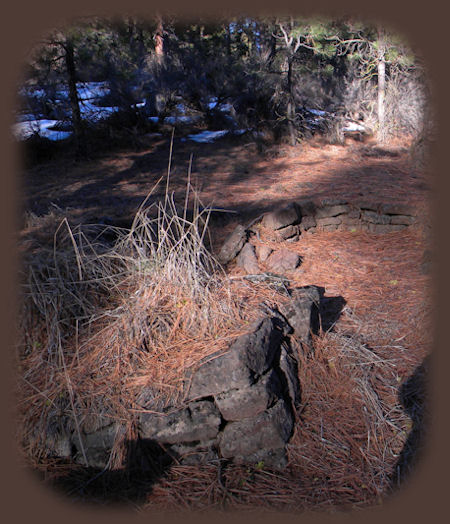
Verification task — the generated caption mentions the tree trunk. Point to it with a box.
[377,29,386,143]
[64,38,84,157]
[226,23,231,56]
[155,14,164,63]
[287,56,296,146]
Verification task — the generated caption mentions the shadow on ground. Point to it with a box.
[390,354,431,490]
[39,439,176,506]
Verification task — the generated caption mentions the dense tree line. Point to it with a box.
[18,14,428,153]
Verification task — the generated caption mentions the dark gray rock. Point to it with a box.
[358,201,379,212]
[390,215,416,225]
[219,399,293,460]
[262,203,301,230]
[45,430,72,459]
[320,198,347,206]
[255,244,273,262]
[187,348,254,399]
[322,224,339,232]
[347,209,361,219]
[187,317,284,399]
[281,286,320,344]
[380,203,415,216]
[265,249,301,273]
[235,317,285,376]
[170,439,218,465]
[296,200,316,216]
[340,215,360,225]
[236,242,260,273]
[139,401,221,444]
[315,204,350,218]
[218,224,247,264]
[361,210,390,225]
[368,223,406,233]
[231,447,288,469]
[299,215,316,231]
[73,423,119,468]
[276,224,300,241]
[278,346,301,409]
[316,216,342,228]
[215,369,282,421]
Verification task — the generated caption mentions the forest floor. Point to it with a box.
[17,132,434,514]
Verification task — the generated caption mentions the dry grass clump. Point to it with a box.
[16,168,254,468]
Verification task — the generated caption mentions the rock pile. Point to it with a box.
[45,288,321,470]
[217,200,417,271]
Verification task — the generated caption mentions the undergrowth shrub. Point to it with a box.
[17,169,245,467]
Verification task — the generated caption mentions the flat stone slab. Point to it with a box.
[299,215,316,231]
[186,349,253,399]
[261,203,300,230]
[390,214,416,225]
[361,210,390,225]
[187,317,284,399]
[316,216,342,227]
[218,224,247,264]
[139,401,221,444]
[315,204,350,218]
[281,286,320,343]
[265,249,301,273]
[236,242,260,273]
[380,203,415,216]
[279,346,301,408]
[219,399,294,460]
[255,244,273,262]
[215,369,282,421]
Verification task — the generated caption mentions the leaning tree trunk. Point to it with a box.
[64,38,84,157]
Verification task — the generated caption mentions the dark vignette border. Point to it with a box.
[0,1,445,524]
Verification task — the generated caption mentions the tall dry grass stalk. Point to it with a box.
[16,150,247,467]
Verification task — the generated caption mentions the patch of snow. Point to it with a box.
[175,103,187,113]
[185,130,229,143]
[12,119,72,141]
[217,103,234,113]
[343,121,366,132]
[307,108,327,116]
[79,101,119,121]
[207,97,218,110]
[164,115,200,125]
[76,82,109,101]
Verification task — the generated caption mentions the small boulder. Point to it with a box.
[281,286,320,344]
[390,215,416,225]
[236,242,260,273]
[218,224,247,264]
[361,210,390,225]
[218,399,294,461]
[215,369,282,421]
[262,203,301,230]
[255,244,273,262]
[299,215,316,231]
[315,204,350,218]
[380,203,415,216]
[276,224,300,241]
[139,401,221,444]
[265,249,301,273]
